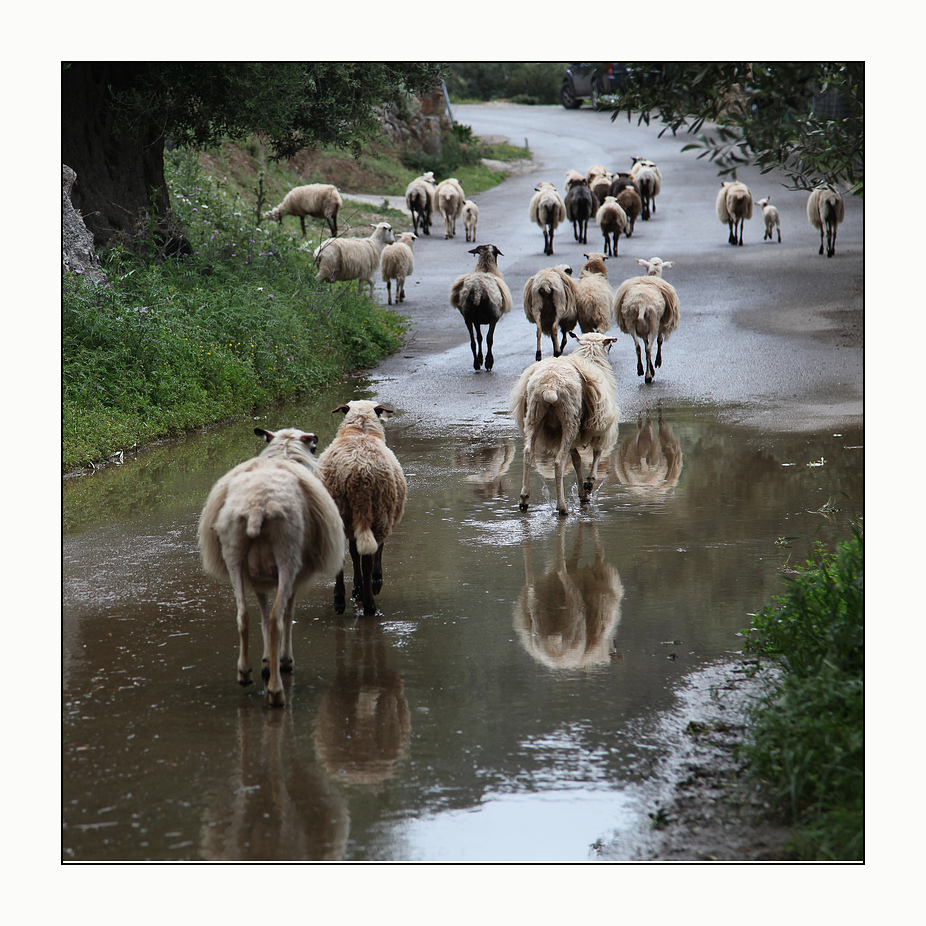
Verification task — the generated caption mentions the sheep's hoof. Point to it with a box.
[519,500,529,511]
[280,658,294,674]
[557,507,569,518]
[267,689,286,708]
[583,479,594,493]
[535,351,542,362]
[261,663,270,684]
[238,669,254,687]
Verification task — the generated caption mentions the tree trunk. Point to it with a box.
[62,63,171,250]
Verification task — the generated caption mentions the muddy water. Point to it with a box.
[62,386,862,861]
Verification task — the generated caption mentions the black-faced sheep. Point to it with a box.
[450,244,514,372]
[716,181,753,246]
[523,264,578,362]
[529,182,567,256]
[318,401,407,618]
[573,253,613,334]
[435,178,466,239]
[613,272,680,383]
[806,185,845,257]
[405,172,436,236]
[510,331,620,516]
[595,196,628,257]
[380,232,416,305]
[313,222,395,297]
[755,197,781,243]
[462,200,479,243]
[629,158,661,220]
[265,184,342,238]
[564,176,598,245]
[198,428,346,707]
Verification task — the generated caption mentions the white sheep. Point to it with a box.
[716,180,753,246]
[613,271,680,383]
[564,177,598,245]
[198,427,345,707]
[629,158,661,220]
[529,181,567,256]
[754,197,781,243]
[806,184,845,257]
[380,231,417,305]
[264,184,342,238]
[510,330,620,516]
[573,253,613,333]
[405,172,436,237]
[462,199,479,242]
[523,264,578,361]
[318,401,408,617]
[434,177,466,239]
[635,256,674,277]
[595,196,628,257]
[313,222,395,297]
[585,164,609,188]
[450,244,514,371]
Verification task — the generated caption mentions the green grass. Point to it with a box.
[741,528,864,860]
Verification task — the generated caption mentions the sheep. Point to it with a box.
[405,172,436,236]
[585,164,609,188]
[807,184,845,257]
[198,427,345,707]
[564,177,598,245]
[615,186,642,237]
[449,243,514,372]
[380,232,416,305]
[595,196,628,257]
[317,401,407,618]
[573,253,613,334]
[629,158,661,220]
[529,181,567,256]
[589,174,613,205]
[264,184,342,238]
[613,271,680,383]
[754,197,781,243]
[716,180,753,246]
[523,264,578,361]
[434,177,466,239]
[313,222,395,297]
[462,199,479,242]
[635,256,674,277]
[510,330,620,516]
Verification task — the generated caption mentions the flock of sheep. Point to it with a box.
[199,162,849,706]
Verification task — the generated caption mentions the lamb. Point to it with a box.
[716,180,753,246]
[573,253,613,334]
[529,181,567,256]
[523,264,578,361]
[313,222,395,296]
[198,427,345,707]
[264,184,342,238]
[564,176,598,245]
[635,256,674,277]
[380,232,416,305]
[595,196,629,257]
[755,197,781,243]
[434,177,466,239]
[405,172,436,236]
[629,158,661,220]
[613,270,680,383]
[318,401,407,617]
[806,184,845,257]
[449,243,514,371]
[510,330,620,516]
[462,199,479,242]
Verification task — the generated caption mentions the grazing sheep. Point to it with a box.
[529,182,567,256]
[264,184,342,238]
[573,253,613,333]
[629,158,661,220]
[754,197,781,243]
[380,232,416,305]
[450,244,514,371]
[635,256,674,277]
[318,401,407,618]
[435,177,466,239]
[510,330,620,516]
[523,264,578,361]
[313,222,395,297]
[595,196,628,257]
[613,272,680,383]
[462,199,479,242]
[615,186,642,237]
[198,427,345,707]
[716,181,753,246]
[405,172,436,236]
[807,185,845,257]
[564,177,598,245]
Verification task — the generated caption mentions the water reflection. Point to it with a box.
[514,520,624,670]
[614,414,683,497]
[455,433,515,499]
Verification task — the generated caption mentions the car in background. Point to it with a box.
[560,63,628,110]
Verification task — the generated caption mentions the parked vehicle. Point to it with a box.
[560,63,628,110]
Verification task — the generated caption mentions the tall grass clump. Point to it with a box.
[62,149,407,472]
[741,527,864,860]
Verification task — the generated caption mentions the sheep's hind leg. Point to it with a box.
[467,321,483,370]
[280,596,295,674]
[372,543,385,595]
[553,454,570,516]
[262,581,290,707]
[359,554,377,616]
[571,448,588,503]
[519,441,534,511]
[655,334,665,369]
[632,335,645,377]
[333,569,347,614]
[484,323,497,371]
[231,565,253,686]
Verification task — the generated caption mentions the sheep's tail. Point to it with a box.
[246,511,264,538]
[354,526,378,557]
[542,388,559,405]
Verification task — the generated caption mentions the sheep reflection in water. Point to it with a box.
[613,415,683,497]
[200,702,349,861]
[455,434,515,500]
[514,520,624,670]
[314,620,411,786]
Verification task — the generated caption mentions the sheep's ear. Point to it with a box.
[373,405,394,419]
[636,258,649,267]
[299,433,319,454]
[568,331,579,340]
[494,247,504,257]
[254,427,274,442]
[662,261,674,269]
[331,404,351,415]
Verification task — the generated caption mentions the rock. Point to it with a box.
[63,164,107,285]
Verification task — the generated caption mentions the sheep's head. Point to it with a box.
[755,198,771,209]
[469,243,504,266]
[371,222,395,244]
[534,182,556,192]
[568,331,618,354]
[636,257,674,277]
[263,206,282,223]
[254,427,320,461]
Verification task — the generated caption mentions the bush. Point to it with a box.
[400,124,483,178]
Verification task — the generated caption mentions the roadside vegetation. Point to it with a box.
[741,527,864,859]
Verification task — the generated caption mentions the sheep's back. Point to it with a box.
[451,271,513,319]
[381,242,414,280]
